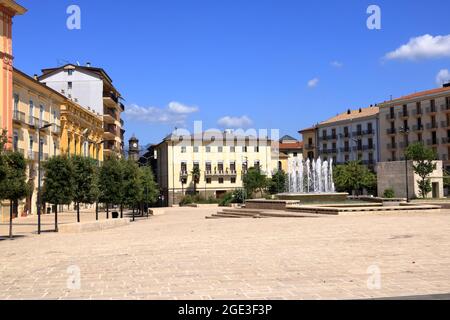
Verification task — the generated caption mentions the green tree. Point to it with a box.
[334,161,377,196]
[139,166,158,215]
[268,170,287,195]
[98,156,123,218]
[121,159,142,221]
[0,152,29,239]
[42,156,75,232]
[72,156,98,223]
[405,142,437,198]
[243,167,268,198]
[191,166,201,195]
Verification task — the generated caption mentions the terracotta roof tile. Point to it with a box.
[319,106,379,125]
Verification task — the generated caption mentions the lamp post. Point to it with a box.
[400,126,411,203]
[37,123,52,235]
[241,156,248,205]
[141,154,155,218]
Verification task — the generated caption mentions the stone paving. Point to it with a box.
[1,207,450,300]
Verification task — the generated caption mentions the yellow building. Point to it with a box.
[152,131,275,206]
[60,100,104,162]
[299,127,317,160]
[0,68,65,221]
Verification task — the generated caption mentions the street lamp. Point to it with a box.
[141,154,155,218]
[241,155,248,205]
[37,123,52,235]
[400,126,411,203]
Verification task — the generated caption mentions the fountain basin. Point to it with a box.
[277,192,349,203]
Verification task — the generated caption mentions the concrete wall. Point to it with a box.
[377,161,444,199]
[40,69,104,115]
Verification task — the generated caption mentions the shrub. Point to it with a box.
[219,192,234,207]
[232,189,246,204]
[179,195,194,206]
[383,188,395,199]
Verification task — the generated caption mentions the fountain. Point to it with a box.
[277,155,348,203]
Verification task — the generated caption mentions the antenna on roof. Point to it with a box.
[76,61,81,66]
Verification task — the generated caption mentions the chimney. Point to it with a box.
[33,74,38,80]
[359,108,362,113]
[444,82,450,88]
[86,62,91,67]
[347,109,351,115]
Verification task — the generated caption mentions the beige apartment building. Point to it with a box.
[378,83,450,171]
[152,131,274,206]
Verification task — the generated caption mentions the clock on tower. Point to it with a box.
[128,135,140,161]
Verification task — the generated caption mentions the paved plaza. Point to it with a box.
[1,207,450,300]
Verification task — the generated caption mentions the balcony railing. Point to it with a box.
[426,106,437,113]
[442,137,450,144]
[103,92,119,104]
[387,128,397,135]
[426,139,438,146]
[398,111,409,118]
[13,110,25,122]
[412,109,423,116]
[426,123,439,130]
[28,117,39,127]
[412,125,424,131]
[387,143,397,149]
[386,114,396,120]
[205,170,238,177]
[304,144,315,150]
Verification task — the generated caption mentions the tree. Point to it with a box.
[98,156,123,219]
[334,161,377,196]
[71,156,98,223]
[139,166,158,216]
[405,142,437,198]
[191,166,201,195]
[268,170,287,195]
[42,156,75,232]
[121,159,142,221]
[243,167,268,198]
[0,152,29,239]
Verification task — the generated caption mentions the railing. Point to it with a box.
[426,123,439,130]
[441,104,450,112]
[304,144,315,150]
[352,131,363,137]
[52,124,61,134]
[398,111,409,118]
[340,147,351,153]
[28,116,39,127]
[441,121,450,129]
[13,110,25,122]
[387,128,396,135]
[103,92,119,104]
[426,139,438,146]
[412,125,424,131]
[387,143,397,149]
[412,109,423,116]
[386,114,396,120]
[426,106,437,113]
[442,137,450,144]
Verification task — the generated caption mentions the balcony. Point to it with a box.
[352,131,363,137]
[103,110,117,124]
[387,143,397,149]
[426,123,439,130]
[398,111,409,118]
[52,124,61,135]
[442,103,450,112]
[28,116,39,128]
[13,110,25,123]
[442,137,450,145]
[180,171,189,178]
[426,139,439,146]
[387,128,397,135]
[340,147,351,153]
[304,144,315,150]
[104,125,117,139]
[205,169,237,177]
[426,106,438,114]
[412,125,424,132]
[386,114,396,121]
[412,109,423,117]
[441,121,450,129]
[103,92,119,107]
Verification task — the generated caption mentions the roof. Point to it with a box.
[13,67,67,101]
[280,135,297,141]
[0,0,27,15]
[39,64,120,95]
[279,142,303,151]
[383,85,450,105]
[319,106,379,126]
[299,127,316,133]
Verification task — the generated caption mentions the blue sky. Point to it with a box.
[13,0,450,147]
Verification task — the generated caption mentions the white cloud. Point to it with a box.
[217,116,253,128]
[168,101,198,114]
[331,61,343,68]
[307,78,319,88]
[385,34,450,61]
[124,101,199,125]
[436,69,450,86]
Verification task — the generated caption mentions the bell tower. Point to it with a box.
[0,0,26,148]
[128,135,140,161]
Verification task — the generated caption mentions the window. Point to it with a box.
[418,133,422,142]
[205,162,212,173]
[231,177,236,184]
[344,127,349,137]
[13,94,19,112]
[29,100,34,123]
[181,146,187,153]
[218,147,223,153]
[322,130,327,139]
[367,123,373,133]
[293,152,298,157]
[193,146,199,153]
[68,69,74,76]
[254,161,260,169]
[255,146,260,153]
[181,162,187,174]
[13,131,19,152]
[53,141,57,156]
[230,146,235,153]
[230,162,236,173]
[308,138,313,145]
[206,178,212,184]
[206,146,211,153]
[39,105,44,126]
[368,138,374,149]
[68,82,73,90]
[219,178,224,184]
